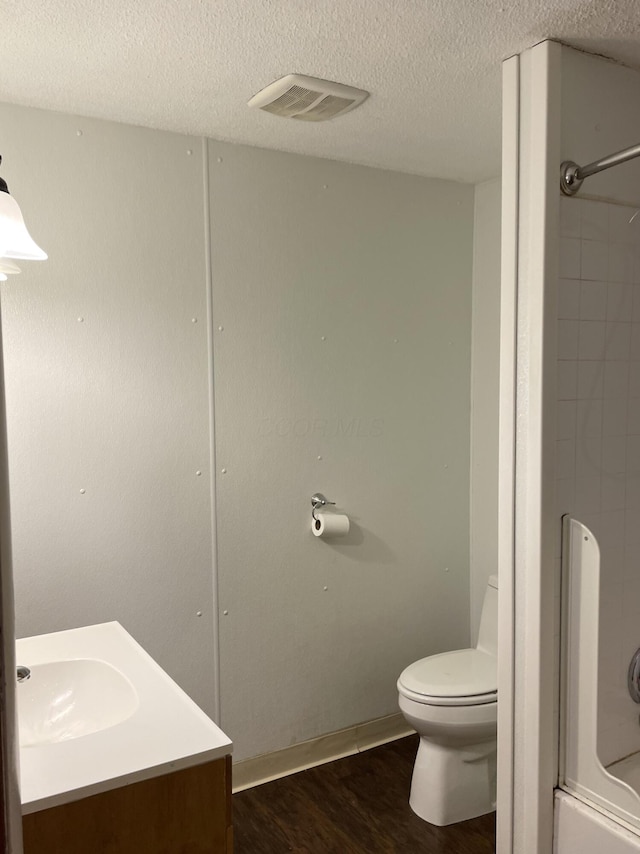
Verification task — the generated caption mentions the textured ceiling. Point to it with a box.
[3,0,640,183]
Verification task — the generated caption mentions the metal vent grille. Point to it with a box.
[260,85,322,117]
[292,95,356,121]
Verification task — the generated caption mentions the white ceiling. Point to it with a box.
[3,0,640,183]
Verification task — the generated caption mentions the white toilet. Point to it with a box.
[397,574,498,826]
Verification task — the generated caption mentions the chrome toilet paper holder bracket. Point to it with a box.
[311,493,335,521]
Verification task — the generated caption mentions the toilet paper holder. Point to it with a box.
[311,493,336,521]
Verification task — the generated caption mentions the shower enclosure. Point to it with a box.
[500,40,640,853]
[558,153,640,834]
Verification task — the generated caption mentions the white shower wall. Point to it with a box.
[557,194,640,766]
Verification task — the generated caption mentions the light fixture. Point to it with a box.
[0,155,47,261]
[0,260,20,276]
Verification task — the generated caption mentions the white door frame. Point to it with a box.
[496,51,518,854]
[0,305,23,853]
[497,39,562,854]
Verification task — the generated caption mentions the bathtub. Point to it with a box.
[555,791,640,853]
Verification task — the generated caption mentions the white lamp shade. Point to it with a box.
[0,191,47,260]
[0,259,20,275]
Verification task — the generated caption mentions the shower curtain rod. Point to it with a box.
[560,142,640,196]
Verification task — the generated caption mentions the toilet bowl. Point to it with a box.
[397,574,498,826]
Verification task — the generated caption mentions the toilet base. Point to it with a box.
[409,736,497,826]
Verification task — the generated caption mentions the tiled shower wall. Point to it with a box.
[557,195,640,766]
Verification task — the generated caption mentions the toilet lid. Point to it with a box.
[398,648,497,699]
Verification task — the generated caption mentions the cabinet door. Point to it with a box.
[23,756,232,854]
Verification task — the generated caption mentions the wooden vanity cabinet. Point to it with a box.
[23,755,232,854]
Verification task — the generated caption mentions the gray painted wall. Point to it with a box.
[0,101,476,763]
[0,103,218,716]
[470,179,501,641]
[209,140,474,760]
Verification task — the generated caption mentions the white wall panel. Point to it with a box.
[470,178,501,641]
[0,103,217,716]
[208,140,475,760]
[0,100,477,765]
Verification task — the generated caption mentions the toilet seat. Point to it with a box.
[398,685,497,706]
[397,648,497,707]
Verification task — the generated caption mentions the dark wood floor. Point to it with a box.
[233,735,496,853]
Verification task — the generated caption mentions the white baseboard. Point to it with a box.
[232,713,414,793]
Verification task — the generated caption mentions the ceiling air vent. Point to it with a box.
[248,74,369,122]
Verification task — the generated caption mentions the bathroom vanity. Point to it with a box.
[22,756,231,853]
[17,622,233,853]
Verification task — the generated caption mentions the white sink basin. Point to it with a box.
[18,659,139,747]
[17,622,232,815]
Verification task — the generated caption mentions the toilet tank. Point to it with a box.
[476,574,498,657]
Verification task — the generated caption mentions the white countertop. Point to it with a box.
[17,622,232,814]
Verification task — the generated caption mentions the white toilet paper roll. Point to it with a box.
[312,512,350,538]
